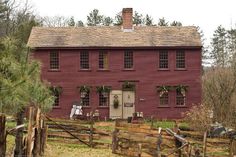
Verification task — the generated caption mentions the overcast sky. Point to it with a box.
[29,0,236,45]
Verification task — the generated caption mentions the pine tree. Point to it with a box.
[114,13,122,26]
[133,11,144,26]
[158,17,168,26]
[103,16,113,26]
[87,9,103,26]
[170,21,182,26]
[76,20,84,27]
[227,28,236,63]
[145,14,154,26]
[210,25,228,67]
[68,16,75,26]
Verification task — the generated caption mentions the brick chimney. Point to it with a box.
[122,8,133,31]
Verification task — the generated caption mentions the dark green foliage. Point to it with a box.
[133,11,144,26]
[122,81,135,91]
[96,86,111,93]
[158,17,168,26]
[145,14,154,26]
[77,20,84,27]
[68,16,75,26]
[87,9,103,26]
[103,16,113,26]
[114,13,122,26]
[170,21,182,26]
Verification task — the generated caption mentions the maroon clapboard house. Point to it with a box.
[27,8,202,119]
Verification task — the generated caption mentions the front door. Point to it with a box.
[109,90,122,119]
[122,91,135,119]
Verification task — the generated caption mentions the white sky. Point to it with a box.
[29,0,236,45]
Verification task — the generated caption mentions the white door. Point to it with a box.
[109,90,122,119]
[123,91,135,119]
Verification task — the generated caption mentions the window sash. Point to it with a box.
[50,52,59,70]
[176,90,185,106]
[80,51,89,69]
[159,50,168,69]
[124,51,133,69]
[99,93,109,106]
[99,52,108,69]
[160,92,169,106]
[176,51,185,68]
[53,93,59,106]
[81,93,90,106]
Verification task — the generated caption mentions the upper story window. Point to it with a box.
[159,50,168,69]
[176,50,185,69]
[53,92,60,106]
[124,51,133,69]
[50,51,59,70]
[80,51,89,69]
[99,51,108,69]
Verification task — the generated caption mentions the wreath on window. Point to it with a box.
[96,85,111,97]
[113,95,119,109]
[78,85,91,98]
[175,85,188,96]
[158,85,171,97]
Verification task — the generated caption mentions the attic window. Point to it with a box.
[50,51,59,70]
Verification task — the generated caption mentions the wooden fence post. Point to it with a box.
[33,108,41,157]
[138,143,142,157]
[89,121,94,148]
[0,114,6,157]
[26,107,35,157]
[112,120,119,154]
[230,139,236,157]
[40,122,48,155]
[202,131,207,157]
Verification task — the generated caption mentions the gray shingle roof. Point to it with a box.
[27,26,202,48]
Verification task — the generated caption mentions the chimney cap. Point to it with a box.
[122,8,133,13]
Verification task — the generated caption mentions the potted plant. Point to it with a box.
[122,81,135,91]
[78,85,91,98]
[176,85,188,96]
[96,85,111,97]
[158,85,170,97]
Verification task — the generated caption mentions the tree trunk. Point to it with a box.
[0,114,7,157]
[14,110,25,157]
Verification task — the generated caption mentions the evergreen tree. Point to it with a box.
[158,17,168,26]
[210,25,228,67]
[133,11,144,26]
[68,16,75,26]
[145,14,154,26]
[170,21,182,26]
[113,13,122,26]
[227,28,236,62]
[103,16,113,26]
[76,20,84,27]
[87,9,103,26]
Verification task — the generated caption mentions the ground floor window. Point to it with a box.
[53,92,59,106]
[81,93,90,106]
[99,93,109,106]
[160,92,169,106]
[176,90,186,106]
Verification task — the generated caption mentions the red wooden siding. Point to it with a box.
[33,49,202,119]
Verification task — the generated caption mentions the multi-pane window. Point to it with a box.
[50,51,59,70]
[176,50,185,68]
[159,50,168,69]
[176,90,185,106]
[81,93,89,106]
[53,92,59,106]
[160,92,169,106]
[99,51,108,69]
[80,51,89,69]
[124,51,133,69]
[99,93,109,106]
